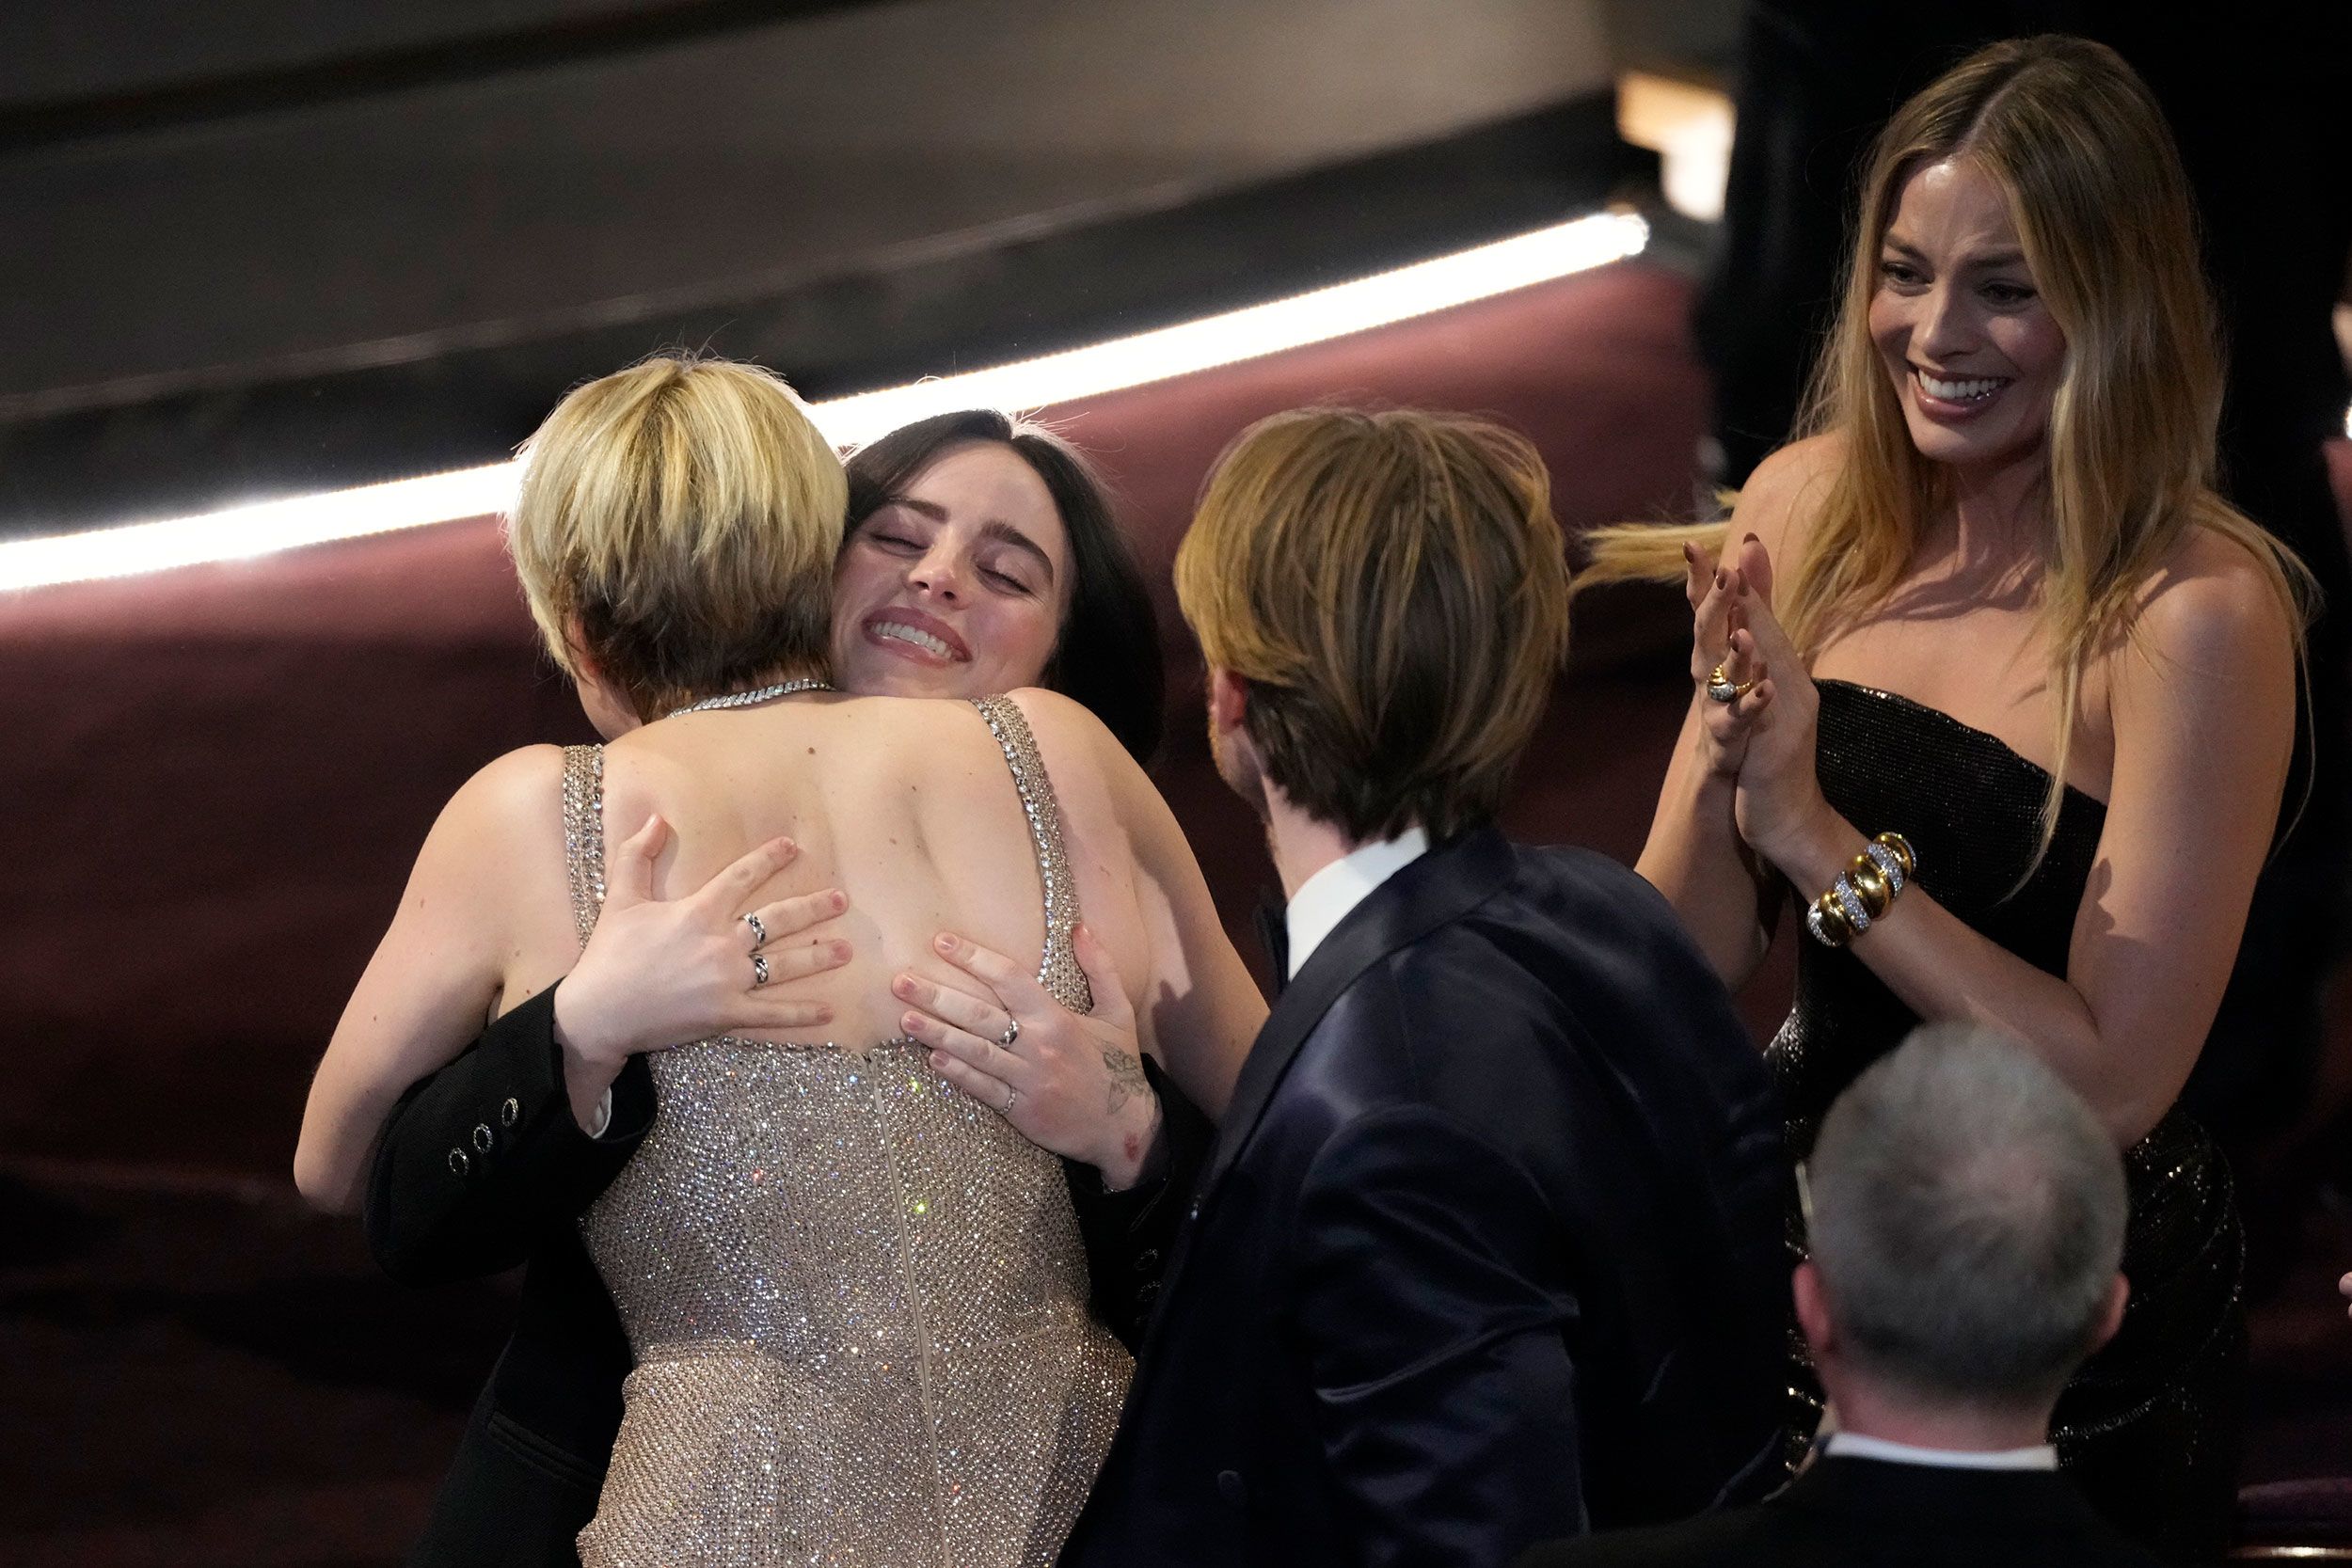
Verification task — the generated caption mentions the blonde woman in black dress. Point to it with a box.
[1589,37,2308,1561]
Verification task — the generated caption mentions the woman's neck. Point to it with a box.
[1937,447,2049,573]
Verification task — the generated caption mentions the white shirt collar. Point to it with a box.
[1824,1433,2058,1471]
[1284,828,1431,979]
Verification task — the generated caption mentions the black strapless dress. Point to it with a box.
[1772,679,2247,1564]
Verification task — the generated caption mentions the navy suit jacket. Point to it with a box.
[1514,1454,2170,1568]
[1060,827,1789,1568]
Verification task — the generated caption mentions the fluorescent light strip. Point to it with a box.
[0,210,1647,594]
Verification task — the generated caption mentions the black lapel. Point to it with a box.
[1196,826,1516,1203]
[1127,827,1514,1362]
[1250,890,1290,989]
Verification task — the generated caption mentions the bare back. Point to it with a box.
[492,689,1151,1048]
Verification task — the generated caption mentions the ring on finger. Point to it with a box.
[743,911,767,951]
[1004,1085,1021,1115]
[997,1017,1021,1049]
[1705,660,1756,705]
[751,953,771,987]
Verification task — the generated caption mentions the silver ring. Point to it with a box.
[1004,1085,1021,1115]
[997,1017,1021,1048]
[743,911,767,951]
[751,953,771,987]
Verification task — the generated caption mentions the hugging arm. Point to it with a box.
[365,984,656,1283]
[361,816,849,1281]
[295,748,565,1215]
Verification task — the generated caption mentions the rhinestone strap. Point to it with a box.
[969,696,1091,1014]
[561,744,606,948]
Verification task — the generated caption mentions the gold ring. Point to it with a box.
[1705,661,1756,704]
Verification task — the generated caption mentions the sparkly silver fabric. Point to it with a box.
[569,698,1129,1567]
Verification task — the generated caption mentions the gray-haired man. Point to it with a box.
[1519,1023,2169,1568]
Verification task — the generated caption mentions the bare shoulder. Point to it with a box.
[403,742,570,931]
[2123,523,2299,690]
[1001,687,1138,826]
[437,743,568,847]
[1730,432,1846,561]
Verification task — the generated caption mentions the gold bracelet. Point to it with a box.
[1846,856,1893,920]
[1869,831,1916,882]
[1807,889,1856,946]
[1804,832,1918,947]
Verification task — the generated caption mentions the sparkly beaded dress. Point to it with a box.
[565,696,1133,1568]
[1772,679,2246,1562]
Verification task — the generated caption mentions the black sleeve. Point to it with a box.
[1295,1103,1585,1565]
[1061,1053,1214,1352]
[364,982,658,1286]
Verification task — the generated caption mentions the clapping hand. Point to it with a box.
[1684,537,1775,777]
[1719,536,1836,869]
[895,922,1163,1189]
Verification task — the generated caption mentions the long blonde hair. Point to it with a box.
[1586,35,2309,848]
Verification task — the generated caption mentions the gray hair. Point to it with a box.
[1807,1023,2127,1412]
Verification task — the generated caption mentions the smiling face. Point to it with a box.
[829,441,1074,699]
[1867,158,2068,477]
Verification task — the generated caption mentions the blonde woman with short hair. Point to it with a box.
[1588,37,2304,1557]
[295,356,1264,1567]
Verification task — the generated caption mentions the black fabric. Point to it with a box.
[1061,828,1790,1568]
[367,979,1201,1568]
[1251,892,1290,988]
[1772,681,2249,1563]
[1071,1050,1213,1347]
[1516,1454,2172,1568]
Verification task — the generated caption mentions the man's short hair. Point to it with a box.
[1172,406,1571,842]
[510,354,847,721]
[1807,1024,2127,1413]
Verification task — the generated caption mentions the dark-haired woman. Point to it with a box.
[353,408,1234,1568]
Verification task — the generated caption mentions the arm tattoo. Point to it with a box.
[1103,1047,1149,1114]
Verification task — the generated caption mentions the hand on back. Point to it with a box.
[551,815,853,1068]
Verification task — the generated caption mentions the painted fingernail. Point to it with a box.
[893,975,914,996]
[1713,568,1727,589]
[1743,531,1758,544]
[904,1012,924,1033]
[830,941,850,962]
[829,891,847,911]
[935,933,956,953]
